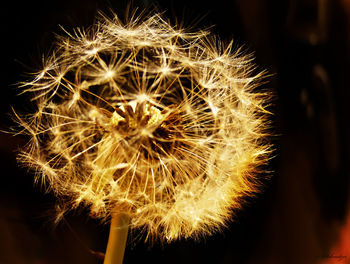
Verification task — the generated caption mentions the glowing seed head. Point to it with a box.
[104,69,115,79]
[16,11,272,241]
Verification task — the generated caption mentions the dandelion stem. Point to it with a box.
[104,213,129,264]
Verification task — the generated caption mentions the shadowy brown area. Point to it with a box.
[1,0,349,263]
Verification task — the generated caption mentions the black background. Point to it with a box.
[1,0,349,263]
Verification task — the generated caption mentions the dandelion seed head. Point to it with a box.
[16,11,272,241]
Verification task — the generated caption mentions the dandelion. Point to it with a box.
[15,10,271,263]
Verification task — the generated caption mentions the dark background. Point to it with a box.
[1,0,349,263]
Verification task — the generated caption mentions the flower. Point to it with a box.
[16,11,271,241]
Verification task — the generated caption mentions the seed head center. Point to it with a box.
[110,102,164,131]
[109,102,181,158]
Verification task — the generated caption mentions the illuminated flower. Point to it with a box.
[16,12,271,241]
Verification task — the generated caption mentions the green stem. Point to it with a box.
[103,213,130,264]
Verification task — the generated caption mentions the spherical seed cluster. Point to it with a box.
[16,12,271,241]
